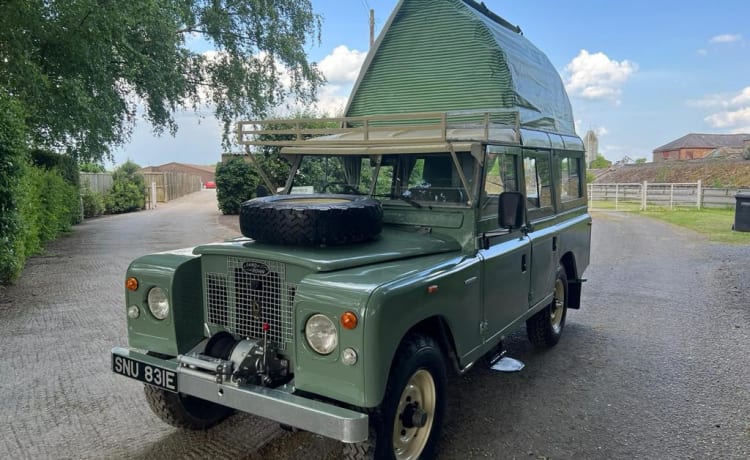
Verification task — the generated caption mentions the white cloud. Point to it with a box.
[595,126,609,136]
[696,48,708,56]
[705,107,750,129]
[709,33,742,44]
[318,45,367,85]
[695,86,750,132]
[563,50,638,104]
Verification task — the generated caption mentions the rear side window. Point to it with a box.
[559,155,583,202]
[523,151,552,209]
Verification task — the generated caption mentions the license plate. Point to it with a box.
[112,354,178,392]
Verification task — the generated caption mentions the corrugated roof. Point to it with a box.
[653,133,750,152]
[345,0,575,135]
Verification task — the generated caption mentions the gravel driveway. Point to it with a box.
[1,191,747,459]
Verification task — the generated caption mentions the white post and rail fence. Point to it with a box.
[588,181,746,211]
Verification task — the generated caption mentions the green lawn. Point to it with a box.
[640,208,750,244]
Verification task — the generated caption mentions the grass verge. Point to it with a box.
[640,208,750,244]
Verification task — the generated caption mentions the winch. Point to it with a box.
[179,327,290,387]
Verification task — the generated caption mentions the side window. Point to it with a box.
[559,155,583,202]
[523,151,552,209]
[481,147,519,219]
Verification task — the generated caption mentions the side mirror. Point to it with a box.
[498,191,525,230]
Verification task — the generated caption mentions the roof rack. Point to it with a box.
[236,110,521,148]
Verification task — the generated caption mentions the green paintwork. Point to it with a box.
[126,251,205,356]
[193,227,461,272]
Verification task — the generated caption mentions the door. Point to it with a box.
[478,146,531,341]
[523,149,557,307]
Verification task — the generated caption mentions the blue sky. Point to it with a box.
[113,0,750,167]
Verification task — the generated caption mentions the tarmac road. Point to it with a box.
[0,190,748,459]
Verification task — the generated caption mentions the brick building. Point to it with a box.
[140,162,216,184]
[653,133,750,163]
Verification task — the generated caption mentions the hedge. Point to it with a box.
[0,95,28,283]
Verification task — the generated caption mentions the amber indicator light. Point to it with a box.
[126,277,139,291]
[341,311,358,330]
[427,285,439,294]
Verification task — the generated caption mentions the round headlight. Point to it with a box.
[147,287,170,320]
[305,314,338,355]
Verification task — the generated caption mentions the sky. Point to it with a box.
[112,0,750,167]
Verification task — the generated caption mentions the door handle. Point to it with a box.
[521,254,527,272]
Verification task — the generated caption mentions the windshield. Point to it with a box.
[287,153,475,206]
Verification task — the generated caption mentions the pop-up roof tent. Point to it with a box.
[344,0,576,136]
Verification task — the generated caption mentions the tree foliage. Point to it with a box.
[589,154,612,169]
[0,0,323,162]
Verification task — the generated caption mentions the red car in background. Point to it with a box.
[204,181,216,189]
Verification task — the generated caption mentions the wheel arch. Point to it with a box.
[368,315,460,408]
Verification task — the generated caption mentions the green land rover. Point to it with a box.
[111,1,591,459]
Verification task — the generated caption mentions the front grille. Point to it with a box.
[205,257,295,350]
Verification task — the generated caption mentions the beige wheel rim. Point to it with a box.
[392,369,436,460]
[551,277,565,333]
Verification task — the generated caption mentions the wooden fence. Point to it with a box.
[588,181,747,210]
[141,171,202,208]
[80,172,114,194]
[79,171,202,208]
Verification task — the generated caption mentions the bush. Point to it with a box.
[215,157,259,214]
[105,161,146,214]
[0,95,28,283]
[81,186,105,218]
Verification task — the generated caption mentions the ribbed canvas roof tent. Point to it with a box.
[344,0,576,136]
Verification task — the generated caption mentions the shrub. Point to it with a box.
[81,186,105,218]
[0,95,28,283]
[215,157,259,214]
[105,161,146,214]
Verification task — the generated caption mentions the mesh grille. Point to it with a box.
[205,258,295,351]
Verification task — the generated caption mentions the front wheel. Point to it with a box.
[344,334,447,460]
[526,265,568,348]
[143,385,233,430]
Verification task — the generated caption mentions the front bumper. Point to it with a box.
[111,347,369,443]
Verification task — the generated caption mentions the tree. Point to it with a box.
[589,154,612,169]
[635,158,647,164]
[0,0,323,162]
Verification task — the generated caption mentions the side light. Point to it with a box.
[127,305,140,319]
[342,348,358,366]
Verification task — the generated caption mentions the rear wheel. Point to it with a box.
[527,265,568,348]
[343,335,446,460]
[144,384,233,430]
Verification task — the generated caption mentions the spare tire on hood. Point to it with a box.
[239,194,383,246]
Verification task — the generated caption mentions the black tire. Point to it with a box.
[343,335,447,460]
[239,194,383,246]
[527,265,568,348]
[143,384,233,430]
